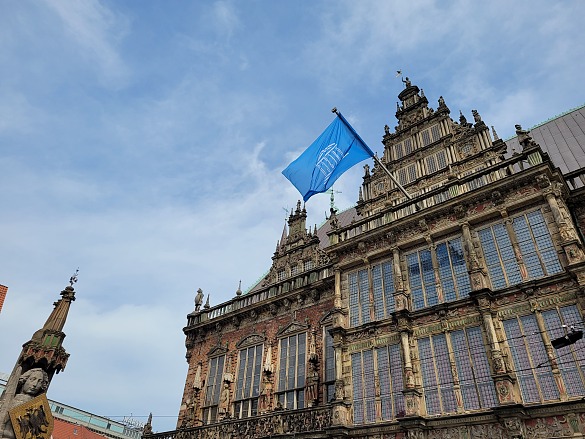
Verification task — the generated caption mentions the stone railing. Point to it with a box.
[146,406,332,439]
[186,267,330,326]
[330,148,548,245]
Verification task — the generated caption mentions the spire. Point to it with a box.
[0,274,78,435]
[236,280,242,296]
[280,221,288,249]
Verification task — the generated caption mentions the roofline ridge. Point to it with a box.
[505,102,585,141]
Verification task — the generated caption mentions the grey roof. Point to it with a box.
[506,104,585,175]
[315,207,358,249]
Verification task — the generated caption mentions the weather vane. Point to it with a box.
[69,268,79,287]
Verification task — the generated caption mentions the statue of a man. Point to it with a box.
[1,368,49,439]
[194,289,204,311]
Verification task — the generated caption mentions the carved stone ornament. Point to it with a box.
[501,417,525,439]
[236,334,266,349]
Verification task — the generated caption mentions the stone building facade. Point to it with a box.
[150,81,585,439]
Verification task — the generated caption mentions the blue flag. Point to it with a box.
[282,113,374,202]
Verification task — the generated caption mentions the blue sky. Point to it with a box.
[1,0,584,432]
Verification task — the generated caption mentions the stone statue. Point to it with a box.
[472,109,482,123]
[142,413,152,435]
[402,77,412,87]
[218,382,230,417]
[194,288,204,312]
[258,372,274,414]
[1,368,49,439]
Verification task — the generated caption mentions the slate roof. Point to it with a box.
[505,104,585,176]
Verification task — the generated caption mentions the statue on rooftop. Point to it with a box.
[194,288,204,312]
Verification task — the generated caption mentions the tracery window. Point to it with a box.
[504,305,585,403]
[351,343,404,424]
[324,327,336,402]
[234,344,263,418]
[407,237,470,310]
[418,326,496,415]
[404,137,413,154]
[348,259,396,327]
[202,355,225,424]
[477,209,562,290]
[277,332,306,409]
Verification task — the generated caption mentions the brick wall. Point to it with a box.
[0,284,7,313]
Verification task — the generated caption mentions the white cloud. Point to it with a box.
[43,0,130,86]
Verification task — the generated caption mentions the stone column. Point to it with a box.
[461,221,488,290]
[471,289,521,405]
[500,210,529,280]
[397,310,422,417]
[392,247,409,311]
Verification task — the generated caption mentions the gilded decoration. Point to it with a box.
[8,395,53,439]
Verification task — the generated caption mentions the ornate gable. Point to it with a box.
[356,78,507,219]
[207,345,228,357]
[277,321,309,338]
[236,334,266,349]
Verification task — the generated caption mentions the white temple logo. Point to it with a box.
[316,143,347,179]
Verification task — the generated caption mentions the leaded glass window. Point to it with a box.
[431,125,441,142]
[348,260,395,327]
[234,345,263,418]
[503,314,559,403]
[419,334,457,415]
[404,137,413,154]
[202,355,225,424]
[478,209,562,290]
[422,129,431,146]
[377,344,405,419]
[394,142,404,160]
[351,345,403,424]
[277,333,306,409]
[324,327,336,402]
[542,305,585,398]
[407,237,470,310]
[451,327,498,409]
[419,327,495,415]
[351,350,376,424]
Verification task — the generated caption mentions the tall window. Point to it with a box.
[503,314,559,403]
[478,210,562,290]
[277,333,306,409]
[407,237,471,310]
[426,150,447,174]
[504,305,585,403]
[349,259,395,327]
[394,142,404,160]
[418,327,496,415]
[234,344,263,418]
[398,164,417,185]
[351,344,404,424]
[324,327,336,402]
[543,305,585,397]
[202,355,225,424]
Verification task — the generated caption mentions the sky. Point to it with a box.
[1,0,584,433]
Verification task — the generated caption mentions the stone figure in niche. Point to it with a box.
[218,382,230,417]
[258,372,274,413]
[194,288,204,312]
[2,368,49,439]
[305,361,319,407]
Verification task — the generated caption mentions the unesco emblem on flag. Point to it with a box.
[316,143,346,179]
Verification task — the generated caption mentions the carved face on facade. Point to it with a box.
[20,368,48,396]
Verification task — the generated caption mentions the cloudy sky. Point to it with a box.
[1,0,584,433]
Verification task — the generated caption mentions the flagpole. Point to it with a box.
[331,107,415,202]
